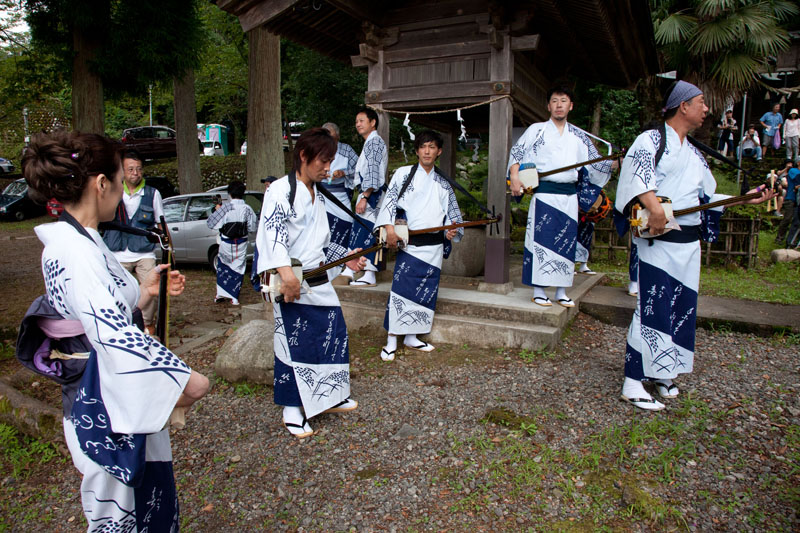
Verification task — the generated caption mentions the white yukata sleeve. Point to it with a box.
[207,202,233,230]
[374,167,405,229]
[61,251,189,435]
[438,176,464,243]
[506,124,541,176]
[256,184,293,274]
[615,130,660,212]
[572,126,613,188]
[345,144,358,190]
[246,205,258,234]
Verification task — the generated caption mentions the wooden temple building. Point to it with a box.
[217,0,658,287]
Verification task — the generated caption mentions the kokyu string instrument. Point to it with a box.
[261,242,385,303]
[377,216,502,252]
[629,184,776,238]
[512,151,624,195]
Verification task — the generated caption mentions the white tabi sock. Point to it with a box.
[555,287,568,301]
[622,377,651,400]
[628,281,639,295]
[579,263,591,273]
[384,334,397,351]
[358,270,376,285]
[341,266,355,280]
[283,405,309,427]
[533,286,548,301]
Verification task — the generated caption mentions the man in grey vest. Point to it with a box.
[102,149,165,335]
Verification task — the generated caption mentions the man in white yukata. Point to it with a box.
[256,128,367,438]
[374,130,463,360]
[207,180,258,305]
[344,107,388,287]
[508,85,613,307]
[102,149,164,335]
[321,122,358,253]
[616,80,772,411]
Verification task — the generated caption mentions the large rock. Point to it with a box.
[441,226,485,277]
[771,248,800,263]
[215,319,274,384]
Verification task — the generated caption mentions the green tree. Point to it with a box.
[651,0,799,111]
[281,40,367,147]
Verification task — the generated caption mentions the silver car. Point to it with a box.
[162,190,263,269]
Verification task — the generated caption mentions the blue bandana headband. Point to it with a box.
[663,80,703,113]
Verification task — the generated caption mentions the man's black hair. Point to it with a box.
[413,130,443,151]
[546,85,574,102]
[357,107,379,129]
[228,180,245,199]
[121,149,143,163]
[260,176,278,184]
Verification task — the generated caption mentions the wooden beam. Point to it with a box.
[366,81,510,105]
[359,43,379,63]
[326,0,384,26]
[510,34,539,52]
[238,0,299,33]
[351,55,369,68]
[395,13,489,33]
[383,40,489,64]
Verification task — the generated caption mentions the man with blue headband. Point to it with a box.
[615,81,772,411]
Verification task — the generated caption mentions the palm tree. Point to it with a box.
[651,0,798,112]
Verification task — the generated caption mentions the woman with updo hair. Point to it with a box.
[22,130,209,531]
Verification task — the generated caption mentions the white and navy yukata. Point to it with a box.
[375,165,463,335]
[349,130,388,269]
[35,215,191,532]
[325,142,358,250]
[255,176,352,417]
[207,198,258,301]
[508,120,612,288]
[616,124,727,381]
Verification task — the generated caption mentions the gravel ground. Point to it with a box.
[2,217,799,531]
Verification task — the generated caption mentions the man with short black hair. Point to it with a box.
[374,130,463,360]
[507,85,612,307]
[344,107,388,287]
[207,180,257,305]
[102,149,164,335]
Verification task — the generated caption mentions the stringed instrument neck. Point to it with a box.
[302,242,384,280]
[672,191,765,217]
[407,217,500,236]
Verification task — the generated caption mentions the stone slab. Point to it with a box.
[580,285,800,336]
[0,379,63,442]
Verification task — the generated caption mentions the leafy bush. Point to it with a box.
[144,156,247,191]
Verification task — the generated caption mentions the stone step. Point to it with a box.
[334,272,604,330]
[339,301,560,351]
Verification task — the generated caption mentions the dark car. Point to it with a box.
[121,126,177,159]
[0,179,46,221]
[47,176,179,219]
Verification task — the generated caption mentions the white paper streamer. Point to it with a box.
[403,113,415,141]
[400,138,407,162]
[457,109,467,142]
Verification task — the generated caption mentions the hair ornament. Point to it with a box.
[70,152,79,160]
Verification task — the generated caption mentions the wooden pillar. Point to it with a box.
[484,33,513,285]
[439,130,457,179]
[246,26,284,189]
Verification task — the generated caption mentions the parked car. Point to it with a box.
[282,121,306,150]
[201,140,225,157]
[121,126,177,159]
[0,179,46,221]
[162,190,263,269]
[0,157,15,174]
[47,176,179,219]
